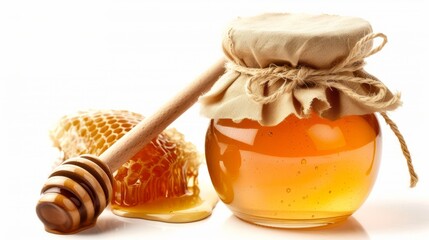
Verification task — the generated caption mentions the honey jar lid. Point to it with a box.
[200,13,401,125]
[222,13,372,69]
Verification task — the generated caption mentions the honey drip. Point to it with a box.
[50,110,218,223]
[205,113,381,227]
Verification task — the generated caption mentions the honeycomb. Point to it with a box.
[50,109,201,207]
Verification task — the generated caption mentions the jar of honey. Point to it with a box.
[200,13,417,228]
[205,113,380,227]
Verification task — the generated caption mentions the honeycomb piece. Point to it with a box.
[50,109,201,207]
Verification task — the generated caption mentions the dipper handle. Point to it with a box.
[102,58,225,171]
[36,59,225,234]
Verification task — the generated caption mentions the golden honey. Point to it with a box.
[205,112,381,227]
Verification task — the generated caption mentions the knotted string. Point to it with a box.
[226,33,418,187]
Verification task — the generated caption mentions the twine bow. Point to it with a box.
[228,33,400,109]
[227,33,418,187]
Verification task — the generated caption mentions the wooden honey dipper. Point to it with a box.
[36,59,225,234]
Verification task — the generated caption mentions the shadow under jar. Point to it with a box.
[205,112,381,228]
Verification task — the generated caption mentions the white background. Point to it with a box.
[1,0,428,239]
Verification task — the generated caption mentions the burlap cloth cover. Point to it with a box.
[199,13,418,187]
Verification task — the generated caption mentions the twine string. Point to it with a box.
[380,112,418,187]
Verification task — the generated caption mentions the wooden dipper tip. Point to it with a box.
[37,194,80,234]
[36,155,113,234]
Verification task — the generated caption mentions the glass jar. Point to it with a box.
[205,112,381,228]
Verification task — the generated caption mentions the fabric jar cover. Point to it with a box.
[199,13,400,126]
